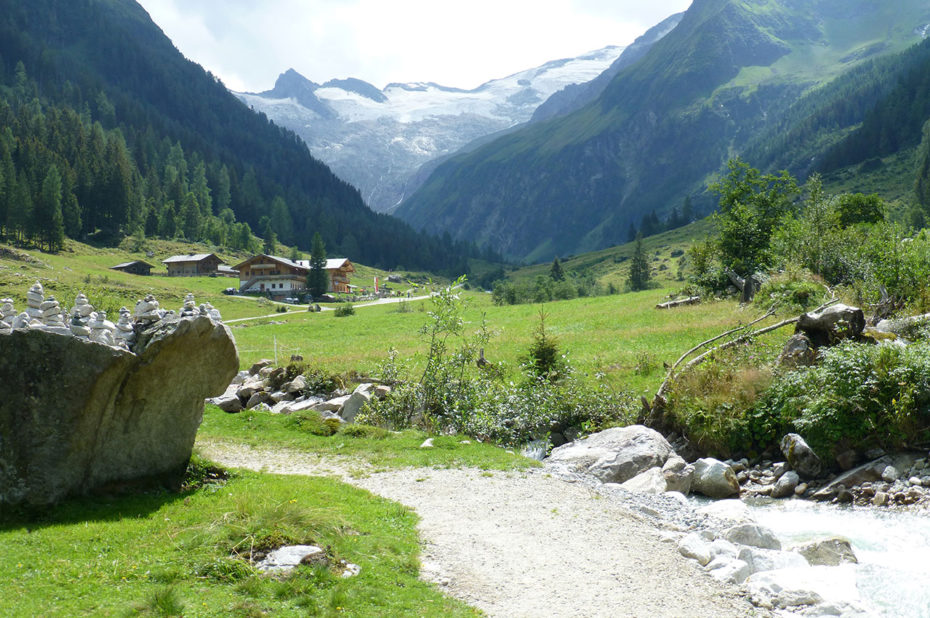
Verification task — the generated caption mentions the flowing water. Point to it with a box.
[747,499,930,617]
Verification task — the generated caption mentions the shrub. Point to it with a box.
[334,304,354,317]
[754,341,930,460]
[756,269,828,312]
[286,410,340,436]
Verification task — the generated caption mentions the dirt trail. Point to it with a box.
[199,441,758,617]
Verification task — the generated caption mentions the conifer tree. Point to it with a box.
[549,256,565,281]
[627,232,651,291]
[307,232,329,298]
[36,165,65,251]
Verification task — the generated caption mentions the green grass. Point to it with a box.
[0,469,480,617]
[199,406,539,472]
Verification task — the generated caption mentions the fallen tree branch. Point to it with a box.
[656,296,701,310]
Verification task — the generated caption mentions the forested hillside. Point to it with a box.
[396,0,930,262]
[0,0,483,271]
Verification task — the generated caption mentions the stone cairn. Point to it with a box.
[0,283,223,350]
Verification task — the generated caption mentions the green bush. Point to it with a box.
[756,269,828,312]
[753,341,930,460]
[334,304,355,317]
[286,410,340,436]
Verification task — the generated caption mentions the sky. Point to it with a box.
[135,0,692,92]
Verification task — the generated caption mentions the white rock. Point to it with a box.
[738,546,810,575]
[256,545,326,573]
[746,565,860,611]
[678,532,713,566]
[420,438,434,448]
[881,465,900,483]
[620,467,668,494]
[705,556,750,584]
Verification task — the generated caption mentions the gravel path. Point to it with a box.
[199,440,759,617]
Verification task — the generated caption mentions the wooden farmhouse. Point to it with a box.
[110,260,154,276]
[162,253,224,277]
[234,255,355,297]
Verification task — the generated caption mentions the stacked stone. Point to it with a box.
[69,293,94,339]
[134,294,160,325]
[39,297,71,336]
[199,302,222,321]
[70,313,91,339]
[180,293,198,318]
[0,298,16,334]
[113,307,135,349]
[89,311,117,346]
[25,282,44,325]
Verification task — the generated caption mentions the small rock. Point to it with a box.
[697,499,754,524]
[678,533,713,566]
[794,482,808,496]
[420,438,434,448]
[257,545,326,572]
[771,471,800,499]
[780,433,823,479]
[692,458,740,499]
[881,465,900,483]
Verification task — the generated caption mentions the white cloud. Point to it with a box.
[137,0,692,91]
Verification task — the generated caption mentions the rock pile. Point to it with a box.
[207,359,390,423]
[0,284,237,506]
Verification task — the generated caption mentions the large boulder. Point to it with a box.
[0,315,238,506]
[619,467,667,494]
[770,470,800,499]
[780,434,823,479]
[796,304,865,347]
[546,425,672,484]
[777,334,816,367]
[692,458,740,498]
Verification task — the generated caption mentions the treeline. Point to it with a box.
[0,0,494,272]
[627,197,697,241]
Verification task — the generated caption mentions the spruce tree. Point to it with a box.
[307,232,329,298]
[627,233,650,291]
[549,256,565,281]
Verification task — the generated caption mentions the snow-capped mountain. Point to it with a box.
[235,46,623,212]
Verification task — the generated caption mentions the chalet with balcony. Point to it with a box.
[234,255,355,297]
[162,253,224,277]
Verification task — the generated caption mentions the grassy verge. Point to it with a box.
[0,464,480,617]
[198,405,540,472]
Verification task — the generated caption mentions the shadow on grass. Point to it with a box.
[0,460,230,532]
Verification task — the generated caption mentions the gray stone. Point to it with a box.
[546,425,672,484]
[249,359,272,375]
[724,523,781,550]
[796,303,865,347]
[0,315,237,506]
[340,390,371,422]
[771,471,800,499]
[881,465,900,483]
[778,333,816,367]
[285,375,307,393]
[780,433,823,479]
[373,384,391,399]
[692,458,740,498]
[214,393,243,413]
[662,454,694,494]
[794,538,858,566]
[746,570,824,609]
[620,467,667,494]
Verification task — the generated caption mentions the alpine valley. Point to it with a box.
[393,0,930,262]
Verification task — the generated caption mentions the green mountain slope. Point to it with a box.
[0,0,478,271]
[396,0,930,262]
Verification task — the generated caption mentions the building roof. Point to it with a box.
[232,254,308,272]
[111,260,154,270]
[162,253,219,264]
[217,264,239,274]
[295,258,353,271]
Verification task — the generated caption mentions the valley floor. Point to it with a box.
[199,440,759,617]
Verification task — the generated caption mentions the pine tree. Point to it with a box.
[549,256,565,281]
[36,165,65,251]
[262,219,277,255]
[915,119,930,214]
[627,233,651,291]
[307,232,329,298]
